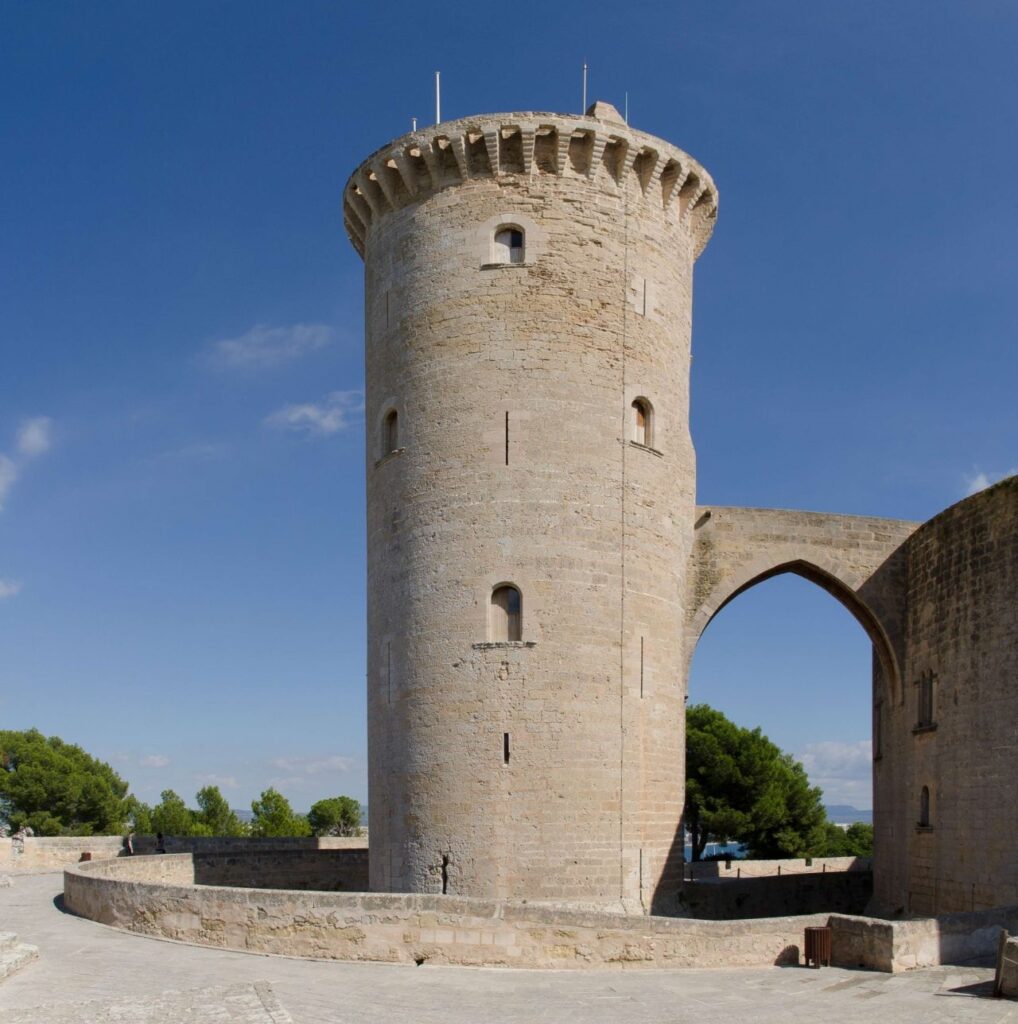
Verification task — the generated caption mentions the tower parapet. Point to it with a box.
[343,105,718,260]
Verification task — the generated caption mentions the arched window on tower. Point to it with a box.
[494,226,525,265]
[383,409,399,457]
[632,398,653,448]
[490,584,522,642]
[919,786,931,828]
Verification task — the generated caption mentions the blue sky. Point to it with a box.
[1,2,1015,813]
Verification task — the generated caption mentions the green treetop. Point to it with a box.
[307,796,361,837]
[0,728,129,835]
[250,787,311,838]
[684,704,829,861]
[195,785,246,836]
[150,789,196,836]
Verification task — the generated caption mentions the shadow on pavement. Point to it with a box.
[938,979,997,999]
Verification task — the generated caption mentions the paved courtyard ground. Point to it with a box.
[1,873,1016,1023]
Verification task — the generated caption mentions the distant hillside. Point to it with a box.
[825,804,872,825]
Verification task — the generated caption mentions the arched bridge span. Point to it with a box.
[686,506,919,702]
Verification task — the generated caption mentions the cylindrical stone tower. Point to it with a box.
[344,102,717,909]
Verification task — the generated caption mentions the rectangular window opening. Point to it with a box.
[503,732,510,765]
[917,671,935,728]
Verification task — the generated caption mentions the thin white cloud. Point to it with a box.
[267,775,312,791]
[16,417,52,458]
[155,441,231,463]
[203,323,333,370]
[1,417,54,514]
[265,390,363,437]
[270,754,354,776]
[0,579,22,600]
[139,754,170,768]
[964,467,1017,497]
[797,740,872,808]
[0,455,17,512]
[195,773,240,790]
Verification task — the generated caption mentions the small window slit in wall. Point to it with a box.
[505,411,509,466]
[387,640,392,704]
[503,732,510,765]
[441,854,450,894]
[640,636,645,698]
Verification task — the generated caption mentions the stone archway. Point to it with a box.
[686,506,918,706]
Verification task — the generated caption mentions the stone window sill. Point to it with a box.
[915,825,934,833]
[912,723,938,735]
[629,441,664,458]
[472,641,537,650]
[374,448,405,469]
[480,261,530,271]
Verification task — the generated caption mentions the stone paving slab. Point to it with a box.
[0,946,37,985]
[2,874,1018,1023]
[0,983,291,1024]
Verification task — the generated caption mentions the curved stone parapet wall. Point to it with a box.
[0,835,365,873]
[64,856,825,969]
[874,477,1018,916]
[63,856,1018,972]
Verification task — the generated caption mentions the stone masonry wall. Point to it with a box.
[63,856,1016,972]
[677,870,872,920]
[64,857,825,970]
[684,856,869,880]
[686,505,917,690]
[0,836,366,872]
[353,106,717,908]
[875,477,1018,915]
[192,849,368,891]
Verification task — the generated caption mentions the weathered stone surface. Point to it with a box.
[64,856,829,970]
[0,934,37,986]
[677,870,872,920]
[62,855,1018,973]
[351,107,717,909]
[873,478,1018,916]
[998,934,1018,998]
[685,505,917,692]
[0,983,291,1023]
[346,102,1018,918]
[6,874,1011,1023]
[0,836,365,873]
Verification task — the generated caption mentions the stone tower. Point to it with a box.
[344,102,717,909]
